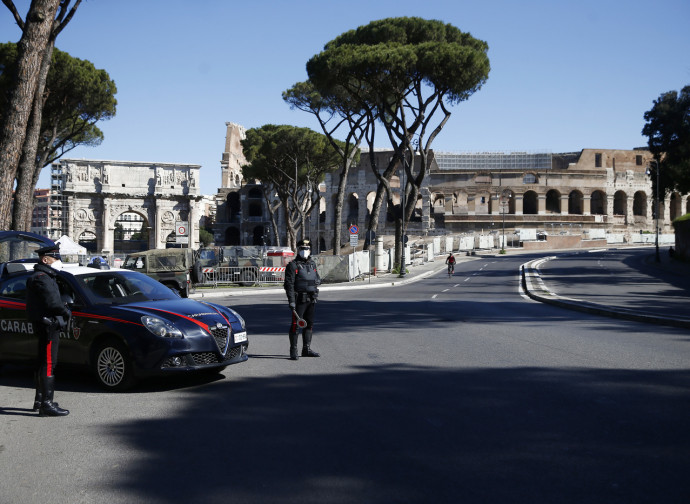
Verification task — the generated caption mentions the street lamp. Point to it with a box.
[500,190,510,254]
[646,160,660,263]
[399,153,407,278]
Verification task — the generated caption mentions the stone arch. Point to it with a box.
[523,173,538,184]
[165,231,176,247]
[347,193,359,224]
[545,189,561,214]
[387,191,401,223]
[227,192,240,222]
[523,190,538,215]
[412,194,423,221]
[670,192,682,221]
[613,190,627,215]
[568,190,583,215]
[432,192,445,214]
[248,201,262,217]
[252,225,265,246]
[113,210,149,253]
[633,191,647,217]
[247,187,262,199]
[590,190,606,215]
[225,227,240,246]
[78,230,97,253]
[500,189,515,214]
[366,192,376,224]
[453,190,468,214]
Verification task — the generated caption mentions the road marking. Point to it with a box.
[454,284,460,287]
[464,278,470,282]
[442,288,450,292]
[432,294,438,299]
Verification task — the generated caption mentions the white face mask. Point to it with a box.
[298,249,310,259]
[50,259,64,271]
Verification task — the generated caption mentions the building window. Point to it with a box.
[523,173,537,184]
[636,155,642,165]
[595,153,602,167]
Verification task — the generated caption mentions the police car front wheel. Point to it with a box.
[93,338,135,391]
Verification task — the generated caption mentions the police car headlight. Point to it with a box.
[141,316,183,338]
[227,308,245,330]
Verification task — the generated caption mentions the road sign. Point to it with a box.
[175,221,188,236]
[350,234,358,247]
[349,225,359,235]
[175,221,189,244]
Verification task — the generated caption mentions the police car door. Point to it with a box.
[0,272,34,362]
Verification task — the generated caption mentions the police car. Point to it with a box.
[0,232,248,391]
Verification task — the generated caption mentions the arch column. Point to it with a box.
[606,194,614,219]
[515,195,524,215]
[583,195,591,215]
[560,195,569,215]
[537,194,546,215]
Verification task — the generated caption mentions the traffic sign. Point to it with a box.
[349,225,359,235]
[175,221,188,236]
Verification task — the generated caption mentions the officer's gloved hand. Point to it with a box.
[289,302,296,311]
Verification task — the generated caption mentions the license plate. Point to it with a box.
[234,331,247,343]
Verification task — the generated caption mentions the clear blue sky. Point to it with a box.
[2,0,689,195]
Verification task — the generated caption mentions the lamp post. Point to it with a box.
[399,152,407,278]
[646,160,660,263]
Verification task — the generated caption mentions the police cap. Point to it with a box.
[36,243,61,259]
[297,238,311,249]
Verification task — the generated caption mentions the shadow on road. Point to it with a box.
[91,365,689,503]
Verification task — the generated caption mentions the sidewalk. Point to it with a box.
[191,255,451,299]
[521,246,690,329]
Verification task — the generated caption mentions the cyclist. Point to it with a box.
[445,252,456,276]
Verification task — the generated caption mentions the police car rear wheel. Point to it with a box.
[93,339,134,391]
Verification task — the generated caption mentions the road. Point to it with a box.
[1,252,689,504]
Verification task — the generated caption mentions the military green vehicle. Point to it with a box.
[121,248,204,297]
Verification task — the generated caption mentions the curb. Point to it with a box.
[191,264,448,299]
[520,257,690,329]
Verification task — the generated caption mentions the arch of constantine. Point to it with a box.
[50,159,201,254]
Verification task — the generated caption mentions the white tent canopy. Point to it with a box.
[56,235,87,255]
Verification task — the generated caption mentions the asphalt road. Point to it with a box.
[531,248,690,318]
[1,253,689,504]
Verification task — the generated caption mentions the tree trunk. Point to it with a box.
[0,0,60,229]
[13,39,56,231]
[332,164,350,254]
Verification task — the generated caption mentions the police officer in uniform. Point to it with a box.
[284,238,321,360]
[26,244,71,417]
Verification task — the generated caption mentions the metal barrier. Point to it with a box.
[198,266,285,286]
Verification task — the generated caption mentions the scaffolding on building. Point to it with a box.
[435,151,553,171]
[50,163,68,241]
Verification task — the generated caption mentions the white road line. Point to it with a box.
[442,288,450,292]
[432,294,438,299]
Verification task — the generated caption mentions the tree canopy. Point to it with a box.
[642,85,690,196]
[0,41,116,230]
[0,0,81,229]
[304,17,490,264]
[241,124,342,249]
[0,42,117,165]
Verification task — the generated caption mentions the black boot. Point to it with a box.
[289,333,299,361]
[39,376,69,417]
[301,329,320,357]
[33,371,42,411]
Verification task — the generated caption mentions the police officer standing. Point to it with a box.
[26,244,71,417]
[284,238,321,360]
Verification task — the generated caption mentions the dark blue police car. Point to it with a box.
[0,232,248,390]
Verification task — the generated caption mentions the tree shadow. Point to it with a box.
[91,365,690,503]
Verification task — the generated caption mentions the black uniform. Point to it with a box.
[26,258,71,416]
[284,251,321,360]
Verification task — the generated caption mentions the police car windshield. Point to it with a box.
[77,272,179,304]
